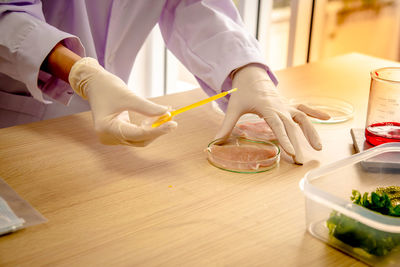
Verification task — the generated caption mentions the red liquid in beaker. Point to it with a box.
[365,122,400,146]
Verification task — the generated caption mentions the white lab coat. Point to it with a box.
[0,0,277,127]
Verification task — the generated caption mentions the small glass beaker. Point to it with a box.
[365,67,400,146]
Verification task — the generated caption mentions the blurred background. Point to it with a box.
[128,0,400,97]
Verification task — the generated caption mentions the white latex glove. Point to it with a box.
[69,57,177,147]
[215,64,330,164]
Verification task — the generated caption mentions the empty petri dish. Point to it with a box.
[206,136,280,173]
[289,96,354,124]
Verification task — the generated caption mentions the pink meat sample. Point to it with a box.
[232,120,276,141]
[208,144,278,171]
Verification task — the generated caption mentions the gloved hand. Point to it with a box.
[69,57,177,147]
[215,64,330,164]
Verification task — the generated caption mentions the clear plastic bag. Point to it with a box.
[0,177,47,236]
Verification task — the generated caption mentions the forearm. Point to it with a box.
[41,43,82,83]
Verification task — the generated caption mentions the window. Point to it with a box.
[128,0,400,99]
[129,0,312,98]
[309,0,400,62]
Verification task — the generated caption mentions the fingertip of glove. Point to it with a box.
[151,104,169,115]
[161,104,171,112]
[214,126,235,141]
[315,143,322,151]
[318,111,331,121]
[292,155,304,165]
[311,140,322,151]
[281,142,295,156]
[214,132,229,142]
[158,121,178,133]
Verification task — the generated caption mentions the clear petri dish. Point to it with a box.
[206,136,280,173]
[289,96,354,124]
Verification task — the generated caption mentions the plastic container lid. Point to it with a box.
[289,96,354,124]
[206,136,280,173]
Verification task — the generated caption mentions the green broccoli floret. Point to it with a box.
[327,186,400,257]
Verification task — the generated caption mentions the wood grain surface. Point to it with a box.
[0,53,399,266]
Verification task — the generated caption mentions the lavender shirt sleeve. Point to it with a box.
[159,0,278,111]
[0,0,84,105]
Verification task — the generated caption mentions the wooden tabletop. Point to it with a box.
[0,53,399,266]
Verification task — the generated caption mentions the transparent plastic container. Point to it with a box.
[300,143,400,266]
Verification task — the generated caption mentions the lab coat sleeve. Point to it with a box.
[0,0,85,105]
[159,0,278,110]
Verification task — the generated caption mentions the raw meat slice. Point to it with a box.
[232,120,276,141]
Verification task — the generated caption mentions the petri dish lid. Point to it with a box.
[206,136,280,173]
[289,96,354,124]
